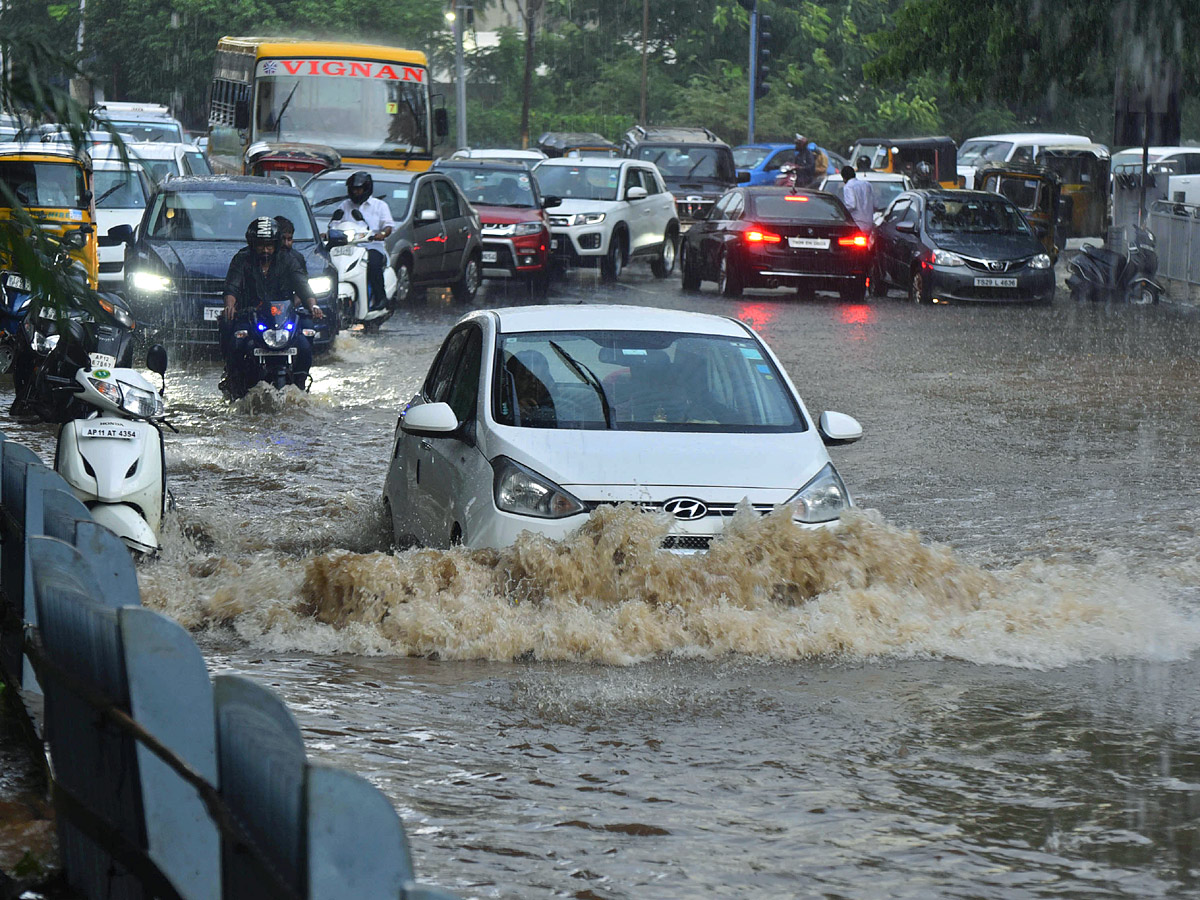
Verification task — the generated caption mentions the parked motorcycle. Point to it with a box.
[0,268,32,374]
[1066,225,1163,305]
[55,344,171,556]
[328,208,396,330]
[221,297,315,400]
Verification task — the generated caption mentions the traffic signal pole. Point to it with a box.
[747,1,758,143]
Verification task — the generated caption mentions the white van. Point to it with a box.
[957,133,1093,184]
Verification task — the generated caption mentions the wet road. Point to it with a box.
[4,262,1200,898]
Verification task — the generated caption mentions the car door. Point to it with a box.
[421,324,485,544]
[643,166,677,240]
[410,177,446,281]
[619,166,651,254]
[433,177,471,278]
[701,191,737,277]
[891,199,923,278]
[875,198,911,283]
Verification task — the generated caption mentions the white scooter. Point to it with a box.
[328,209,397,330]
[55,344,172,556]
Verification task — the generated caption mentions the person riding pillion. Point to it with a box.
[793,134,817,188]
[335,171,394,309]
[221,216,323,390]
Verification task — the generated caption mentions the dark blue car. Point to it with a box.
[119,176,338,352]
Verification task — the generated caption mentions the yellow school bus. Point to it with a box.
[206,38,446,176]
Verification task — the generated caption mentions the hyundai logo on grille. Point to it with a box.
[662,497,708,520]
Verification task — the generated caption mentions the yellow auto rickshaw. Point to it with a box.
[974,161,1063,261]
[1035,143,1110,238]
[0,142,99,288]
[848,136,959,189]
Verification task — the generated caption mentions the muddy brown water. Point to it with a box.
[3,270,1200,898]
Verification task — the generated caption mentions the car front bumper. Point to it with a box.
[480,235,549,279]
[547,226,612,268]
[927,264,1055,303]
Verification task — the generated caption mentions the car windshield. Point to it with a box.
[440,167,537,207]
[821,179,908,211]
[636,145,732,180]
[533,165,620,201]
[0,160,87,208]
[733,147,770,168]
[145,190,316,241]
[750,193,849,222]
[103,120,183,142]
[93,169,148,208]
[493,330,803,433]
[925,196,1032,235]
[136,156,181,183]
[303,176,413,220]
[958,140,1014,164]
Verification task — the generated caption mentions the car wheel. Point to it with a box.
[719,251,743,298]
[869,261,888,296]
[650,226,678,278]
[680,242,701,291]
[908,267,928,304]
[839,277,866,303]
[600,231,625,281]
[452,253,481,303]
[393,259,413,305]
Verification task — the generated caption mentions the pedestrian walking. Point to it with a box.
[841,165,875,235]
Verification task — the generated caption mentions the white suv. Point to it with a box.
[533,157,679,280]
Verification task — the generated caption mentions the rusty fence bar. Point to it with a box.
[0,429,461,900]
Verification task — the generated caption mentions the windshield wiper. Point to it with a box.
[93,182,126,206]
[274,81,300,139]
[313,194,349,209]
[548,340,612,429]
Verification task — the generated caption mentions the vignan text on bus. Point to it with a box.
[205,37,447,176]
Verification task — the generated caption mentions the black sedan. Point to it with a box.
[118,176,339,351]
[679,187,871,300]
[871,189,1055,304]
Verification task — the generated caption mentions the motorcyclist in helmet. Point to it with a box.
[333,170,395,310]
[913,160,936,189]
[793,134,817,188]
[220,216,324,394]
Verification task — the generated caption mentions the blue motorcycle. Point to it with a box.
[0,268,33,374]
[222,297,315,400]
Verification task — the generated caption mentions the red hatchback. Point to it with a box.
[434,160,556,295]
[679,187,871,301]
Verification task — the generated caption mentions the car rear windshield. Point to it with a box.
[441,167,537,208]
[750,193,849,222]
[493,330,804,433]
[303,176,412,220]
[145,190,315,241]
[925,195,1032,235]
[533,165,619,202]
[635,145,734,181]
[0,160,87,208]
[821,179,907,211]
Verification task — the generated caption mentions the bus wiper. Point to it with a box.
[548,340,612,429]
[275,81,300,139]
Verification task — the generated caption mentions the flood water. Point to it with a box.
[4,268,1200,898]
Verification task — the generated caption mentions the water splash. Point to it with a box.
[228,383,335,416]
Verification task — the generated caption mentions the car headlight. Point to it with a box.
[931,249,966,267]
[130,270,172,292]
[785,463,850,524]
[492,457,586,519]
[1028,253,1052,269]
[513,222,544,236]
[119,382,163,417]
[308,275,333,295]
[263,327,291,348]
[572,213,605,226]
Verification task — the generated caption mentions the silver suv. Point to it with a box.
[533,157,679,281]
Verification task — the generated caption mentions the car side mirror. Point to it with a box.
[417,208,439,223]
[146,343,168,376]
[63,230,88,250]
[737,171,752,183]
[626,186,648,200]
[818,410,863,445]
[106,223,134,245]
[434,108,449,140]
[895,221,917,234]
[326,229,347,248]
[401,401,459,436]
[234,99,250,131]
[541,195,562,209]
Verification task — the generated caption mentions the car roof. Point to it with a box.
[156,175,301,194]
[963,133,1091,144]
[1111,145,1197,157]
[453,148,547,159]
[535,157,629,169]
[434,159,533,171]
[910,188,1009,201]
[626,126,728,146]
[485,304,753,337]
[307,166,417,183]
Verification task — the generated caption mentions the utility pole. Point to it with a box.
[640,0,649,125]
[519,0,542,149]
[747,0,757,143]
[450,0,469,150]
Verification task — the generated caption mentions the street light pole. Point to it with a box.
[747,0,758,144]
[452,1,468,150]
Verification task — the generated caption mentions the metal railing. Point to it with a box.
[0,429,460,900]
[1149,199,1200,287]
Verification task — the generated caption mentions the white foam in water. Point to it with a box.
[136,505,1200,668]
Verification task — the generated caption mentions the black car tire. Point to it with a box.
[600,230,625,281]
[840,277,866,303]
[680,242,701,291]
[908,267,929,304]
[650,226,678,278]
[719,251,743,298]
[452,253,481,303]
[869,260,888,296]
[393,259,414,305]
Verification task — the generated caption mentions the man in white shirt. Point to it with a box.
[840,165,876,235]
[335,171,395,309]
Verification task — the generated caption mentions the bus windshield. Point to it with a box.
[253,73,429,157]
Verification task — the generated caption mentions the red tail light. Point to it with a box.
[744,227,782,243]
[837,233,869,248]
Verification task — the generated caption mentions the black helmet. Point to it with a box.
[245,216,280,248]
[346,170,373,201]
[916,161,932,176]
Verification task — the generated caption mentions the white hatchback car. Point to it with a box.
[383,305,863,550]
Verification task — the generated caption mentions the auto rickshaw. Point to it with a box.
[1035,143,1110,238]
[973,161,1063,261]
[536,131,620,159]
[848,136,958,189]
[0,142,99,288]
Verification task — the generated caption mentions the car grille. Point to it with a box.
[585,500,776,518]
[660,535,713,552]
[961,255,1033,273]
[481,241,515,267]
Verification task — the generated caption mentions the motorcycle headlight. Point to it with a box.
[513,222,544,236]
[784,463,851,524]
[34,332,60,353]
[263,328,291,348]
[87,375,123,405]
[308,275,333,295]
[119,382,163,417]
[492,457,586,519]
[573,213,605,226]
[1028,253,1052,269]
[130,270,173,293]
[931,249,966,267]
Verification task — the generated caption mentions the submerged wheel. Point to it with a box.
[650,227,678,278]
[680,242,701,291]
[908,267,928,304]
[718,252,743,297]
[452,254,481,303]
[600,231,625,281]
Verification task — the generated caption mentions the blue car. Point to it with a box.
[733,143,842,186]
